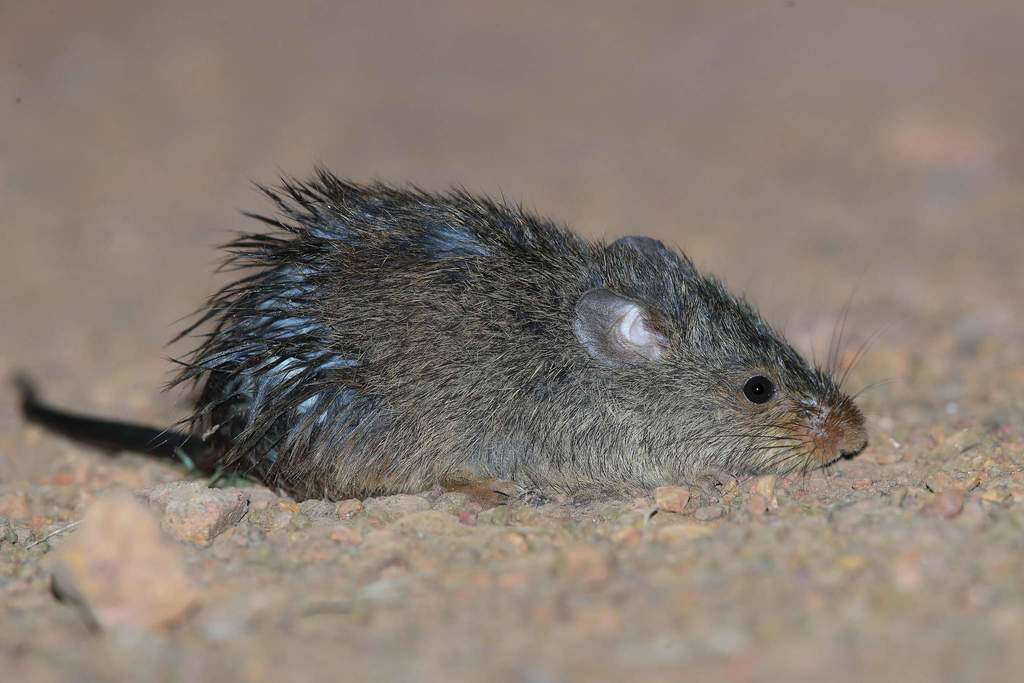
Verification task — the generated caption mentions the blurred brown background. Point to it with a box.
[2,1,1021,425]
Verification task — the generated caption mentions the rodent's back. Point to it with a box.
[176,171,867,499]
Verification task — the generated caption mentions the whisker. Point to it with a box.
[850,378,897,401]
[830,285,858,377]
[837,322,892,389]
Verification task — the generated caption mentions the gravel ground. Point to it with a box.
[2,2,1023,682]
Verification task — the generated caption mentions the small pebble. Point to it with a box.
[747,494,768,517]
[432,492,472,515]
[873,449,903,465]
[835,554,866,572]
[930,489,965,519]
[694,505,725,521]
[981,487,1010,504]
[891,551,923,592]
[959,499,989,528]
[494,531,530,554]
[363,494,430,522]
[0,517,16,546]
[610,526,642,545]
[298,499,337,520]
[653,486,690,513]
[390,510,468,536]
[140,482,249,546]
[656,523,712,543]
[962,473,982,491]
[246,488,282,511]
[335,499,364,519]
[889,487,909,507]
[248,500,297,532]
[355,579,403,606]
[328,525,363,546]
[13,525,34,545]
[752,475,776,501]
[560,544,612,583]
[925,472,955,493]
[0,489,30,520]
[477,505,511,525]
[50,494,198,631]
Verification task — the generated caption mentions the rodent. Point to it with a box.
[19,169,868,500]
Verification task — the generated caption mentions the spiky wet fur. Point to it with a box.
[173,169,864,500]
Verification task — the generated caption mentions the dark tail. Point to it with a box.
[14,374,206,464]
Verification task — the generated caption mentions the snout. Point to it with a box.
[804,398,868,463]
[836,420,869,458]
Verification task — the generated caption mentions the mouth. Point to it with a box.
[839,435,869,459]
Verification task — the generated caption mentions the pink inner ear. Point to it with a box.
[617,305,667,361]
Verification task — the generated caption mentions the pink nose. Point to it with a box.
[834,420,868,457]
[824,400,868,458]
[805,401,868,463]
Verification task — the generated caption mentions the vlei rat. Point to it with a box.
[19,170,868,500]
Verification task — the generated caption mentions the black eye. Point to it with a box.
[743,376,775,404]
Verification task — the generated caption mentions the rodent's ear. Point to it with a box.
[611,235,672,260]
[574,288,669,366]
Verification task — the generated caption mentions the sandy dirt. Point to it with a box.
[1,2,1023,681]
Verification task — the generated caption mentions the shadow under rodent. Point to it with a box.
[18,169,868,501]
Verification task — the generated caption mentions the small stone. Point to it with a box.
[925,472,955,493]
[928,489,965,519]
[245,488,282,511]
[494,531,530,554]
[656,523,712,543]
[248,500,296,532]
[891,551,922,592]
[981,487,1011,504]
[653,486,690,513]
[747,494,768,517]
[13,525,34,545]
[851,478,873,491]
[335,499,364,519]
[50,494,198,631]
[140,482,249,546]
[288,513,312,531]
[355,579,403,606]
[609,526,642,545]
[694,504,725,521]
[496,571,530,590]
[835,554,866,572]
[871,449,903,465]
[959,499,989,528]
[298,499,336,521]
[390,510,468,536]
[0,489,30,520]
[362,494,430,523]
[560,544,612,583]
[432,492,472,515]
[889,487,909,507]
[278,500,301,514]
[477,505,511,525]
[328,525,363,546]
[752,475,776,501]
[0,517,16,546]
[962,473,982,491]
